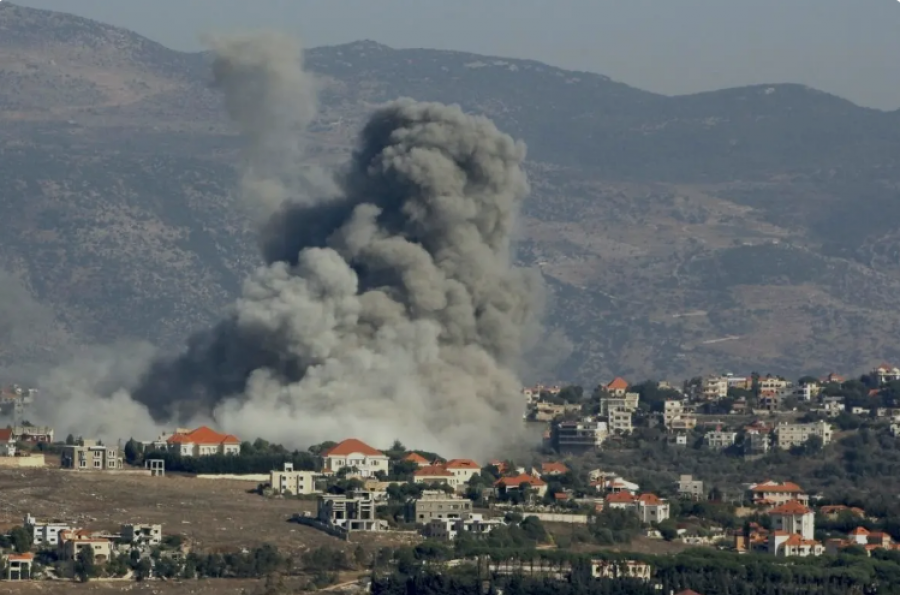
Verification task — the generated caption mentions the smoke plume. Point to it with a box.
[43,32,542,457]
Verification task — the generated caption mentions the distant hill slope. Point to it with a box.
[2,1,900,383]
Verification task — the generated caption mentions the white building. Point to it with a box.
[270,462,319,495]
[24,514,69,547]
[157,426,241,456]
[774,421,833,449]
[605,493,670,524]
[873,364,900,385]
[702,376,729,400]
[676,475,705,500]
[120,524,162,546]
[704,429,737,450]
[554,418,608,451]
[322,439,389,478]
[444,459,481,489]
[425,512,505,540]
[769,501,815,540]
[608,409,633,434]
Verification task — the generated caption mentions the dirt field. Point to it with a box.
[0,468,339,554]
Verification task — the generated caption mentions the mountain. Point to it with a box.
[2,1,900,384]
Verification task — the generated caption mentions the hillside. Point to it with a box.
[2,2,900,384]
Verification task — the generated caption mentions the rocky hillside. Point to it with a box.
[2,2,900,383]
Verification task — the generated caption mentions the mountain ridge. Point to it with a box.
[2,2,900,385]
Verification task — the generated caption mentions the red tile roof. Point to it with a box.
[323,439,384,458]
[769,500,811,515]
[445,458,480,470]
[6,552,34,562]
[495,473,546,488]
[607,377,629,390]
[414,465,453,478]
[167,426,240,446]
[849,527,870,536]
[541,462,569,475]
[606,492,636,504]
[0,428,12,442]
[751,481,804,493]
[637,493,665,505]
[403,452,430,465]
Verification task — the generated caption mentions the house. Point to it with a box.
[403,452,430,467]
[605,492,670,524]
[677,475,705,500]
[608,409,633,434]
[24,513,69,546]
[11,425,54,443]
[61,440,123,471]
[552,418,608,452]
[591,559,653,581]
[445,459,481,488]
[538,462,569,476]
[758,376,790,396]
[322,439,389,478]
[158,426,241,457]
[606,377,629,397]
[821,373,844,384]
[270,462,318,495]
[413,464,453,485]
[674,433,688,446]
[316,491,386,531]
[873,363,900,385]
[819,504,865,519]
[769,532,824,557]
[495,474,548,498]
[702,376,729,400]
[425,512,504,540]
[773,421,833,449]
[749,481,809,507]
[0,427,16,456]
[120,523,162,546]
[409,491,473,523]
[4,552,34,580]
[58,529,113,562]
[825,527,899,556]
[768,501,815,540]
[704,428,737,450]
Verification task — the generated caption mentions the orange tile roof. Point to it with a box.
[403,452,430,464]
[606,492,636,504]
[414,464,453,478]
[637,493,665,505]
[782,534,818,547]
[6,552,34,562]
[323,439,385,458]
[849,527,870,536]
[607,377,629,390]
[751,481,804,493]
[167,426,240,445]
[445,458,480,470]
[495,473,546,488]
[769,500,812,515]
[541,462,569,475]
[0,428,12,442]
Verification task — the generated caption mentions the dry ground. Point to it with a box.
[0,468,340,554]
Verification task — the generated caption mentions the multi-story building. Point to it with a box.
[773,421,833,449]
[599,393,639,416]
[704,429,737,450]
[24,514,69,546]
[749,481,809,507]
[758,376,790,396]
[58,530,113,563]
[605,377,629,397]
[444,459,481,489]
[605,492,670,524]
[769,501,815,540]
[702,376,729,400]
[552,418,608,452]
[156,426,241,457]
[11,425,54,443]
[608,409,633,434]
[270,462,318,495]
[316,490,386,531]
[746,431,771,455]
[425,512,504,540]
[409,491,473,523]
[60,440,122,471]
[120,524,162,546]
[676,475,705,500]
[663,400,684,428]
[413,464,454,486]
[873,363,900,385]
[322,439,389,478]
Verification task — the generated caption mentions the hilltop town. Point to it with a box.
[2,364,900,593]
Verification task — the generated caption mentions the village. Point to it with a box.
[2,364,900,591]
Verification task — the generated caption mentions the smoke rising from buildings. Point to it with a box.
[38,32,543,457]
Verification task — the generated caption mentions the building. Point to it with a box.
[819,505,865,519]
[873,363,900,385]
[552,418,608,452]
[11,424,54,443]
[745,426,771,455]
[25,514,69,546]
[769,501,815,540]
[495,474,548,499]
[322,439,389,478]
[704,428,737,450]
[4,552,33,580]
[403,452,430,467]
[158,426,241,457]
[702,376,729,400]
[425,512,504,540]
[749,481,809,507]
[538,462,569,476]
[445,459,481,488]
[270,462,318,495]
[677,475,705,500]
[758,376,790,396]
[591,560,653,581]
[58,530,113,562]
[120,523,162,546]
[605,492,670,524]
[409,491,473,523]
[757,393,781,412]
[413,464,454,485]
[606,377,629,397]
[769,532,824,557]
[773,421,833,449]
[316,491,386,531]
[0,427,16,456]
[61,440,123,471]
[608,409,633,434]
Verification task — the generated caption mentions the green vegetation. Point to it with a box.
[124,437,319,474]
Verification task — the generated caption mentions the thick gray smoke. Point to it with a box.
[43,32,542,457]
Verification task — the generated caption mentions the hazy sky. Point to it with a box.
[14,0,900,110]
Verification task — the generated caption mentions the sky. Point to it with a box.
[13,0,900,111]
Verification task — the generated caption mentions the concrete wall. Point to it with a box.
[524,512,588,524]
[195,474,270,482]
[0,454,46,468]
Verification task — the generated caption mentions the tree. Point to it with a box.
[65,433,76,445]
[74,546,97,582]
[9,526,33,553]
[123,438,143,465]
[657,519,678,541]
[133,557,153,581]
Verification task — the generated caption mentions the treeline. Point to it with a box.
[124,438,318,474]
